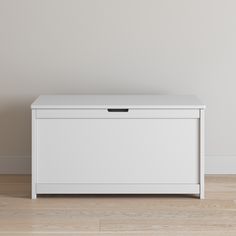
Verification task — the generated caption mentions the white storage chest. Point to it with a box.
[31,95,205,199]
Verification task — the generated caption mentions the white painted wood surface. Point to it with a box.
[31,95,205,199]
[200,109,205,199]
[36,109,200,119]
[37,119,199,184]
[31,110,37,199]
[31,95,205,109]
[37,183,200,194]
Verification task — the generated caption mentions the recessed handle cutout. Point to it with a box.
[107,109,129,112]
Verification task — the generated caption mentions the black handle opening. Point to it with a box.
[107,108,129,112]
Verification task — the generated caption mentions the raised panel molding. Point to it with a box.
[0,155,235,174]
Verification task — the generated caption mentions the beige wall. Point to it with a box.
[0,0,236,157]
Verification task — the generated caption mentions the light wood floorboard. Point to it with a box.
[0,175,235,235]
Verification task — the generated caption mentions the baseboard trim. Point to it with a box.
[205,156,236,174]
[0,155,235,174]
[0,156,31,174]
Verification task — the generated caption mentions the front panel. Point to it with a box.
[37,116,199,184]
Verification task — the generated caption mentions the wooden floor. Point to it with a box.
[0,175,235,235]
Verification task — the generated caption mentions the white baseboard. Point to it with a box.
[0,156,31,174]
[205,156,236,174]
[0,155,235,175]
